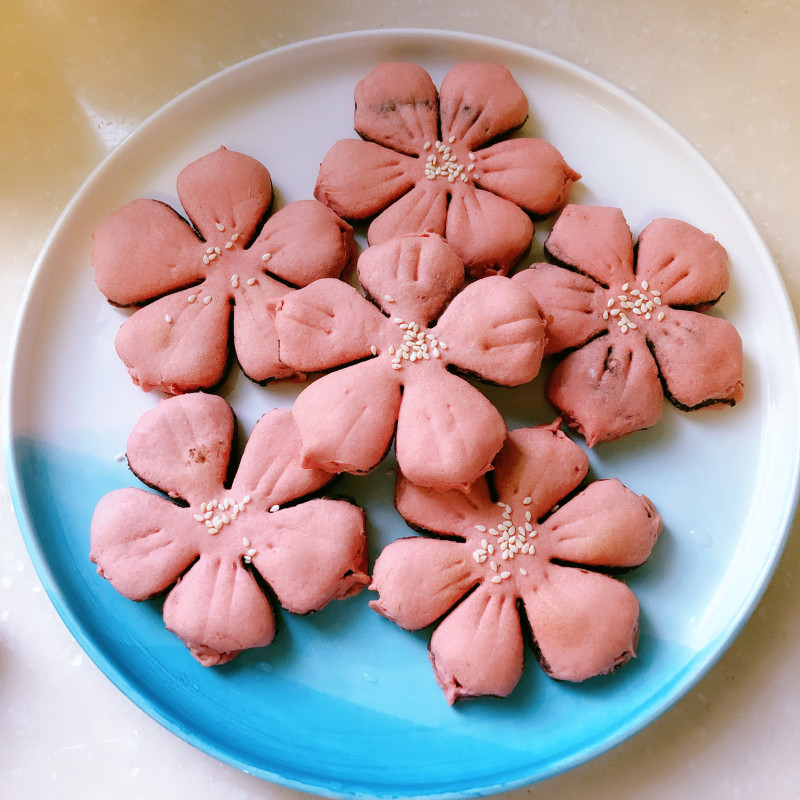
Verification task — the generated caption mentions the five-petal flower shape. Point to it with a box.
[91,392,369,666]
[513,205,745,446]
[314,62,580,279]
[370,420,662,704]
[92,146,356,394]
[273,233,547,492]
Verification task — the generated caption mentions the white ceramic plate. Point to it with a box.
[6,29,800,799]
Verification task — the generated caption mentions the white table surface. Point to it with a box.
[2,2,800,798]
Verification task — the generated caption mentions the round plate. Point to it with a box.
[6,29,800,799]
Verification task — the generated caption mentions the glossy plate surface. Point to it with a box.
[6,29,800,799]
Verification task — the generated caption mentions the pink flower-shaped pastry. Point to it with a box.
[90,392,369,666]
[273,233,548,492]
[513,205,745,446]
[370,420,662,704]
[315,62,580,279]
[92,146,356,394]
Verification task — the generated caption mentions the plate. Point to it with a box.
[6,29,800,799]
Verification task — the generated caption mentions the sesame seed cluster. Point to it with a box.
[422,136,478,184]
[472,498,538,583]
[602,280,665,334]
[384,317,449,370]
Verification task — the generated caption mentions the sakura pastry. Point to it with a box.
[92,146,356,394]
[90,392,369,666]
[370,420,662,704]
[513,206,745,446]
[315,62,580,279]
[273,233,547,491]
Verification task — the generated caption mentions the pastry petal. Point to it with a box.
[232,275,298,383]
[492,422,589,519]
[395,368,506,491]
[445,184,534,278]
[394,471,494,537]
[357,233,463,325]
[163,555,276,666]
[125,393,233,504]
[292,358,402,475]
[546,334,664,446]
[176,146,272,246]
[513,264,608,355]
[92,198,205,306]
[370,537,479,631]
[544,479,662,568]
[647,308,745,409]
[545,205,634,288]
[90,488,198,601]
[315,139,417,220]
[522,564,639,682]
[636,218,729,307]
[435,275,546,386]
[439,63,528,151]
[251,199,355,288]
[475,138,580,216]
[231,409,334,509]
[366,182,449,251]
[429,587,525,703]
[250,499,368,614]
[273,278,387,372]
[115,286,232,395]
[353,62,440,154]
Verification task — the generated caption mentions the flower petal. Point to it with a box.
[544,479,662,568]
[366,183,448,251]
[546,334,664,446]
[250,499,368,614]
[434,275,546,386]
[292,358,402,475]
[232,275,298,383]
[315,139,417,220]
[176,147,272,245]
[115,286,232,394]
[370,537,479,631]
[521,564,639,682]
[353,62,440,154]
[429,587,525,703]
[251,199,356,288]
[492,422,589,518]
[231,409,334,509]
[90,488,198,601]
[439,63,528,151]
[358,233,463,325]
[636,218,729,307]
[647,308,745,409]
[514,264,607,355]
[475,139,580,216]
[394,471,494,536]
[163,555,276,666]
[125,393,233,503]
[395,368,506,491]
[445,184,534,278]
[545,205,634,288]
[273,278,387,372]
[92,198,205,306]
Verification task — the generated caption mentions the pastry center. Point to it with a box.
[421,137,477,184]
[193,495,251,534]
[602,280,665,333]
[472,499,538,583]
[386,317,448,370]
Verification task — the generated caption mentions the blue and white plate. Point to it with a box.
[6,29,800,799]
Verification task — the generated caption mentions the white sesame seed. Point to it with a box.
[370,345,377,356]
[641,280,649,290]
[231,233,239,241]
[269,504,280,513]
[203,255,210,264]
[187,294,196,303]
[522,497,532,505]
[262,253,271,262]
[423,141,431,150]
[384,294,395,302]
[658,311,666,321]
[193,514,204,522]
[203,295,212,304]
[654,296,662,305]
[448,135,456,143]
[475,525,487,532]
[621,282,629,291]
[247,277,256,285]
[468,152,476,161]
[490,561,498,571]
[243,496,251,504]
[225,241,233,249]
[651,289,661,296]
[215,222,225,231]
[243,555,252,563]
[519,568,528,576]
[165,314,172,324]
[491,575,502,583]
[242,537,250,547]
[391,363,402,369]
